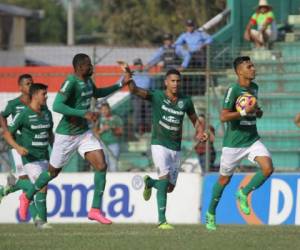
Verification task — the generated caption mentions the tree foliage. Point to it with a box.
[2,0,226,45]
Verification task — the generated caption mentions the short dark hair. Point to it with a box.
[29,83,48,98]
[72,53,90,69]
[18,74,32,85]
[100,102,110,108]
[165,69,181,78]
[233,56,251,72]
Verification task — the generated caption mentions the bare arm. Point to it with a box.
[188,113,207,142]
[220,103,257,122]
[2,130,28,156]
[128,80,150,100]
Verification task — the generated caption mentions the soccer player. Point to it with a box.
[128,68,207,229]
[0,74,33,200]
[3,83,53,228]
[205,56,274,231]
[18,53,130,223]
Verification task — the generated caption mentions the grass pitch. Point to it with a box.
[0,224,299,250]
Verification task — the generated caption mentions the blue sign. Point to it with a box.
[201,173,300,225]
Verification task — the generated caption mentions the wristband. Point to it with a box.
[118,81,123,88]
[240,109,247,117]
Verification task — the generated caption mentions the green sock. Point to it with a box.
[35,192,47,222]
[155,179,169,224]
[92,171,106,209]
[208,182,226,215]
[29,201,38,221]
[27,171,53,199]
[9,179,32,193]
[242,170,268,196]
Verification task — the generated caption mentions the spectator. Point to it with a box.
[175,19,213,69]
[145,33,180,71]
[94,102,123,172]
[244,0,277,48]
[194,115,216,175]
[132,58,152,134]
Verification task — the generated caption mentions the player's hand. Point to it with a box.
[256,107,263,118]
[196,132,208,143]
[16,146,28,156]
[84,112,99,122]
[245,102,257,114]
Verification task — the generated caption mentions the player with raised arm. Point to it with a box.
[205,56,274,231]
[3,83,53,228]
[0,74,34,201]
[18,53,131,223]
[128,68,207,229]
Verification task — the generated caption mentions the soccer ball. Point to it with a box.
[235,93,256,112]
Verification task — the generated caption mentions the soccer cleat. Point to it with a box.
[236,189,251,215]
[88,208,112,224]
[34,217,52,229]
[158,222,174,230]
[19,192,30,221]
[206,212,216,231]
[143,175,152,201]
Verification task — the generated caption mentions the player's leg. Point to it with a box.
[79,130,111,224]
[19,134,74,221]
[206,146,245,230]
[238,141,273,206]
[147,145,175,229]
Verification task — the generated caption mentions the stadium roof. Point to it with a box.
[0,3,44,19]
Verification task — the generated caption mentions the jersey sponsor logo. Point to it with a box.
[177,100,184,109]
[81,90,93,97]
[240,120,256,126]
[162,115,180,124]
[161,104,184,116]
[34,132,49,139]
[28,114,37,118]
[225,87,232,103]
[30,124,51,130]
[16,106,25,110]
[32,141,49,146]
[159,120,180,131]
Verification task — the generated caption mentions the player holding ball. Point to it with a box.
[205,56,273,230]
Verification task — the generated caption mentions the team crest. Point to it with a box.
[177,100,184,109]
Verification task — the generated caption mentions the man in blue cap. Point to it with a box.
[175,19,213,69]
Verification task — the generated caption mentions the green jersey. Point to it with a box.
[99,115,123,145]
[54,74,122,135]
[9,107,53,164]
[222,82,260,148]
[2,97,28,144]
[148,90,195,151]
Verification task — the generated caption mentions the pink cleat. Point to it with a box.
[19,192,30,221]
[88,208,112,225]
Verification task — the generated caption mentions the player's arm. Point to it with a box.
[2,113,28,156]
[53,79,88,117]
[128,80,150,100]
[53,93,87,118]
[93,82,123,98]
[220,104,256,122]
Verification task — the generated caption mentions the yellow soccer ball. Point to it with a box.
[235,93,257,112]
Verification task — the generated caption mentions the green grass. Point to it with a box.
[0,224,299,250]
